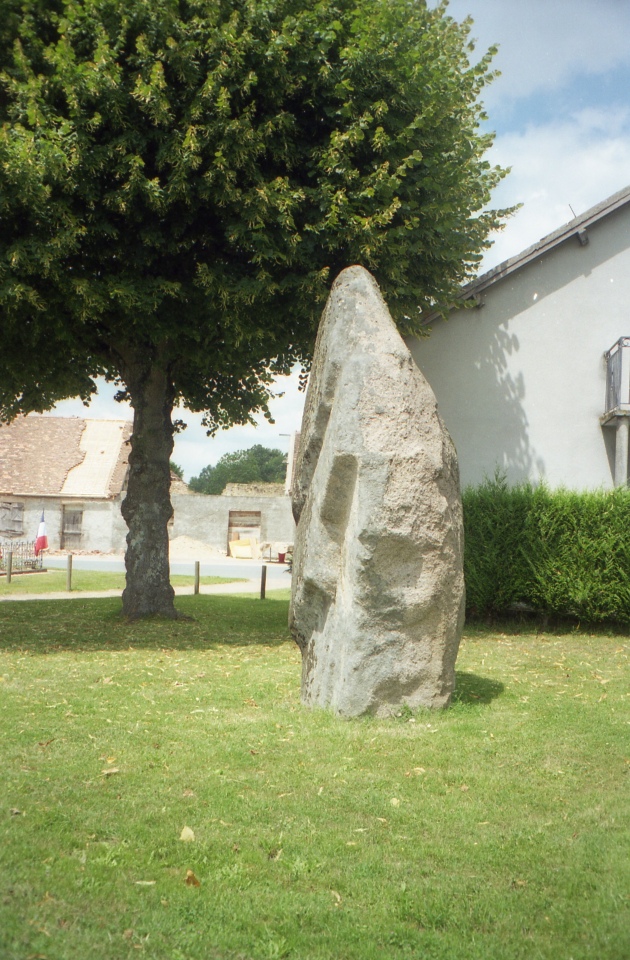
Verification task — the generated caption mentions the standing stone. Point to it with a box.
[289,266,465,717]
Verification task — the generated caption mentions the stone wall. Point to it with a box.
[222,483,285,498]
[0,491,296,555]
[170,492,295,552]
[0,497,120,554]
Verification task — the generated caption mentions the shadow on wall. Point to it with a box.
[463,210,630,485]
[482,213,630,482]
[468,320,546,485]
[415,207,630,488]
[411,317,546,488]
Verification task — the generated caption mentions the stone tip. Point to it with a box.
[332,264,377,288]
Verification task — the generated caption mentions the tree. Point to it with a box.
[189,445,287,494]
[0,0,510,618]
[169,461,184,480]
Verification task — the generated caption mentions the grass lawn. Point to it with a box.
[1,593,629,960]
[0,570,245,595]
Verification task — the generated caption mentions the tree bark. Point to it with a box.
[121,361,178,619]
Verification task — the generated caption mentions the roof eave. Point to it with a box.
[420,183,630,326]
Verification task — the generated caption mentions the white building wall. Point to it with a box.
[21,501,61,547]
[78,500,118,552]
[407,206,630,491]
[6,492,295,554]
[14,499,118,552]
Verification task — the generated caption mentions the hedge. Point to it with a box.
[462,476,630,624]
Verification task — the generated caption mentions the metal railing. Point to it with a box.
[0,540,44,573]
[604,337,630,413]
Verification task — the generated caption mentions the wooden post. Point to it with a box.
[194,561,200,595]
[6,551,12,585]
[260,564,267,600]
[66,554,73,592]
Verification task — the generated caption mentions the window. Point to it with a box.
[61,506,83,550]
[0,502,24,538]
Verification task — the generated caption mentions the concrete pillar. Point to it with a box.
[621,339,630,406]
[614,418,630,487]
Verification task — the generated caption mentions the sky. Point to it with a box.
[49,0,630,481]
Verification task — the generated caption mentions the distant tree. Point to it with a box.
[169,461,184,481]
[0,0,510,618]
[187,465,217,496]
[189,445,287,495]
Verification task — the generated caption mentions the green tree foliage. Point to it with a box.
[189,445,286,494]
[0,0,510,617]
[169,460,184,480]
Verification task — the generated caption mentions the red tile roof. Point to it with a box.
[0,416,132,498]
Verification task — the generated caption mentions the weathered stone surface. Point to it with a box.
[289,266,465,717]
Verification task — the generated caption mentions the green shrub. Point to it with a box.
[462,477,630,624]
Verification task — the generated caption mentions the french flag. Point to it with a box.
[34,512,48,556]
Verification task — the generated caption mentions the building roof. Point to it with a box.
[0,416,132,499]
[421,183,630,325]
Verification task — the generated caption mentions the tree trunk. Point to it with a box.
[121,361,177,619]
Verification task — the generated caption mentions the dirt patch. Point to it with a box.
[168,536,227,561]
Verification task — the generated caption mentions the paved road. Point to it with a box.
[44,555,282,579]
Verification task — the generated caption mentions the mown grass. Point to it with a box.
[1,593,629,960]
[0,570,244,595]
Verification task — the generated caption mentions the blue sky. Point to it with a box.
[51,0,630,480]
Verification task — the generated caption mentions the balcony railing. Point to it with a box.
[604,337,630,414]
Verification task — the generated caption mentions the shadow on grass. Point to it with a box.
[0,594,293,653]
[452,671,504,706]
[465,613,630,638]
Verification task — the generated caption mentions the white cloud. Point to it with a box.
[443,0,630,106]
[482,107,630,269]
[50,381,131,422]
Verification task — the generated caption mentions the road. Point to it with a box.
[1,554,292,601]
[44,554,290,580]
